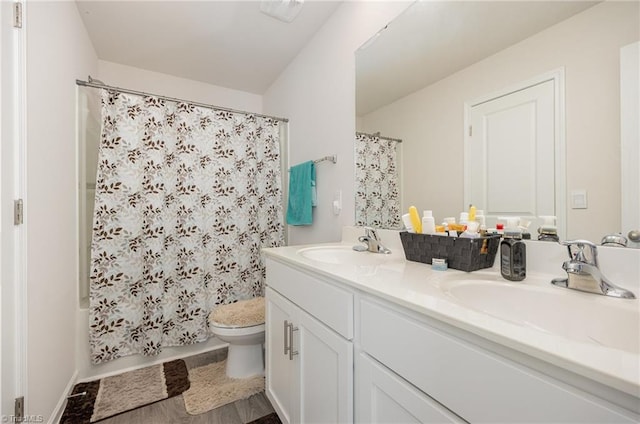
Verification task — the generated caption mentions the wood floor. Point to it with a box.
[100,348,276,424]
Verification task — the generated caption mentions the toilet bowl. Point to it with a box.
[208,297,265,379]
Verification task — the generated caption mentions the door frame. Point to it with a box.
[620,42,640,240]
[1,0,28,418]
[463,68,566,240]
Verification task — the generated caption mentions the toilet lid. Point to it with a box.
[208,297,265,328]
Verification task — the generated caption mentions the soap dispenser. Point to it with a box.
[500,217,526,281]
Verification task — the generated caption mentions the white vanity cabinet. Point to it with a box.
[359,297,639,424]
[265,259,354,424]
[263,247,639,424]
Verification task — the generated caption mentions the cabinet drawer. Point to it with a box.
[266,258,353,339]
[360,299,637,423]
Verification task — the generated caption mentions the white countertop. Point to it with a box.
[263,235,640,399]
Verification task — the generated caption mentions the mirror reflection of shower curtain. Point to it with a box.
[89,89,285,364]
[354,133,401,229]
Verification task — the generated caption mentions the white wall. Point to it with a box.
[98,60,263,114]
[358,2,640,243]
[263,1,411,245]
[25,1,97,420]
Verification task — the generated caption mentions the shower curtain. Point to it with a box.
[89,90,284,364]
[354,133,401,229]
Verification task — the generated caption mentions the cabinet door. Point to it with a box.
[356,353,465,424]
[297,308,353,424]
[265,287,295,424]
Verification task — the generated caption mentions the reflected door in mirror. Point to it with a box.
[466,79,556,230]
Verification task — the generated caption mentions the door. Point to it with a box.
[297,307,352,424]
[466,78,558,233]
[356,353,465,424]
[265,287,295,424]
[1,1,26,418]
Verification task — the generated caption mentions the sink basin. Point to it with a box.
[297,246,392,266]
[439,275,640,354]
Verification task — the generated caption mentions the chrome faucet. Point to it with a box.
[551,240,636,299]
[353,227,391,254]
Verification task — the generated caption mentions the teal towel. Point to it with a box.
[286,161,316,226]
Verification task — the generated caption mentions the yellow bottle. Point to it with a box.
[409,206,422,234]
[468,204,477,223]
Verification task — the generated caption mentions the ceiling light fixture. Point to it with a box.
[260,0,304,23]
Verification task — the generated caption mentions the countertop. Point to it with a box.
[263,239,640,399]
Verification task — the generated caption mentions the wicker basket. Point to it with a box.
[399,231,500,272]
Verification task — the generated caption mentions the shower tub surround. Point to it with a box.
[263,227,639,423]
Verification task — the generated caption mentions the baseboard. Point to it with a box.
[49,370,78,424]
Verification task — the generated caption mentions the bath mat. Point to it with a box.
[248,412,282,424]
[183,359,265,415]
[60,359,189,423]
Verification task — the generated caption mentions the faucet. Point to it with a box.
[551,240,636,299]
[353,227,391,254]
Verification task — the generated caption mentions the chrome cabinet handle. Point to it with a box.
[283,319,299,360]
[284,320,290,355]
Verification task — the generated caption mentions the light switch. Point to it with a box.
[571,189,587,209]
[333,190,342,215]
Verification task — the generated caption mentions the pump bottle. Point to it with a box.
[500,217,526,281]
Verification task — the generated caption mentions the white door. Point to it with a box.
[466,78,557,232]
[265,287,295,424]
[356,353,465,424]
[1,1,26,418]
[297,308,352,424]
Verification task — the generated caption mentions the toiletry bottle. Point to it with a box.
[402,213,414,233]
[476,209,487,235]
[443,217,455,235]
[422,210,436,234]
[468,205,476,223]
[459,212,469,226]
[409,206,422,234]
[519,218,532,240]
[460,221,480,238]
[500,217,526,281]
[475,209,486,227]
[537,216,559,242]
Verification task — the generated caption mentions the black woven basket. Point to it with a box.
[399,231,501,272]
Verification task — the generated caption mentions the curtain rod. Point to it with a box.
[76,77,289,123]
[356,131,402,143]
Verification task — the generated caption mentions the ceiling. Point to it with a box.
[356,1,599,116]
[76,1,342,95]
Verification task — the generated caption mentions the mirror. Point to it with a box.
[355,1,640,243]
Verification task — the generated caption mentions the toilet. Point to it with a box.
[208,297,265,379]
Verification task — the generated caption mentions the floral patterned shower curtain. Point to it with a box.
[354,133,401,229]
[90,90,284,364]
